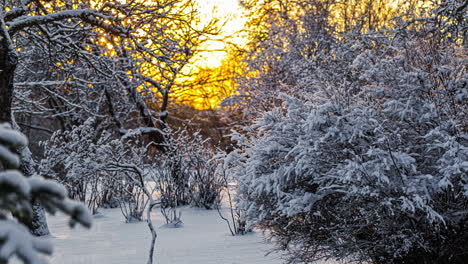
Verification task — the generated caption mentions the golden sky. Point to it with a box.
[172,0,247,110]
[193,0,247,68]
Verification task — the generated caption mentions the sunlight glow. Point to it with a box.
[172,0,247,110]
[193,0,247,68]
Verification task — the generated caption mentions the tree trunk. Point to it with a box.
[0,46,16,124]
[1,44,51,236]
[29,199,51,236]
[14,117,51,236]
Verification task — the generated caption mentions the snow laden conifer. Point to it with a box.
[0,124,91,264]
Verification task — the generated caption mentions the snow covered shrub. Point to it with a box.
[155,128,222,211]
[0,123,91,264]
[39,118,114,214]
[189,158,220,210]
[232,2,468,262]
[97,138,159,263]
[154,129,191,210]
[237,81,467,262]
[186,132,223,210]
[111,175,146,223]
[151,130,190,226]
[96,138,155,223]
[150,128,223,225]
[40,118,152,218]
[214,150,250,235]
[152,160,184,226]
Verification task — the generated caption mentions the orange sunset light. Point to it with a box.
[194,0,247,67]
[174,0,247,110]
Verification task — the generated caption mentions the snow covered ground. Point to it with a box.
[39,207,285,264]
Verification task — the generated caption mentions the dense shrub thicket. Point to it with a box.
[229,0,467,263]
[40,119,222,223]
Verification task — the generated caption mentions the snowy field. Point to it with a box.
[35,207,286,264]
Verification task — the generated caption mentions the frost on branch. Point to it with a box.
[0,124,91,264]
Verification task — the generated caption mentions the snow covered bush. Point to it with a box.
[40,118,223,226]
[213,150,250,236]
[98,138,159,263]
[40,119,157,221]
[154,130,191,211]
[236,81,467,263]
[39,118,116,214]
[232,1,468,263]
[50,130,160,262]
[0,123,91,264]
[185,133,223,210]
[155,128,222,212]
[99,138,154,223]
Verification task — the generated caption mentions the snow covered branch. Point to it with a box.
[0,123,91,264]
[7,9,127,36]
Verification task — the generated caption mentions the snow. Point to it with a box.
[122,127,166,139]
[0,145,20,168]
[0,124,28,168]
[33,207,286,264]
[0,124,28,148]
[0,170,30,196]
[27,177,67,200]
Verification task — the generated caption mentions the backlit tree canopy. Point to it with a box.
[2,0,221,148]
